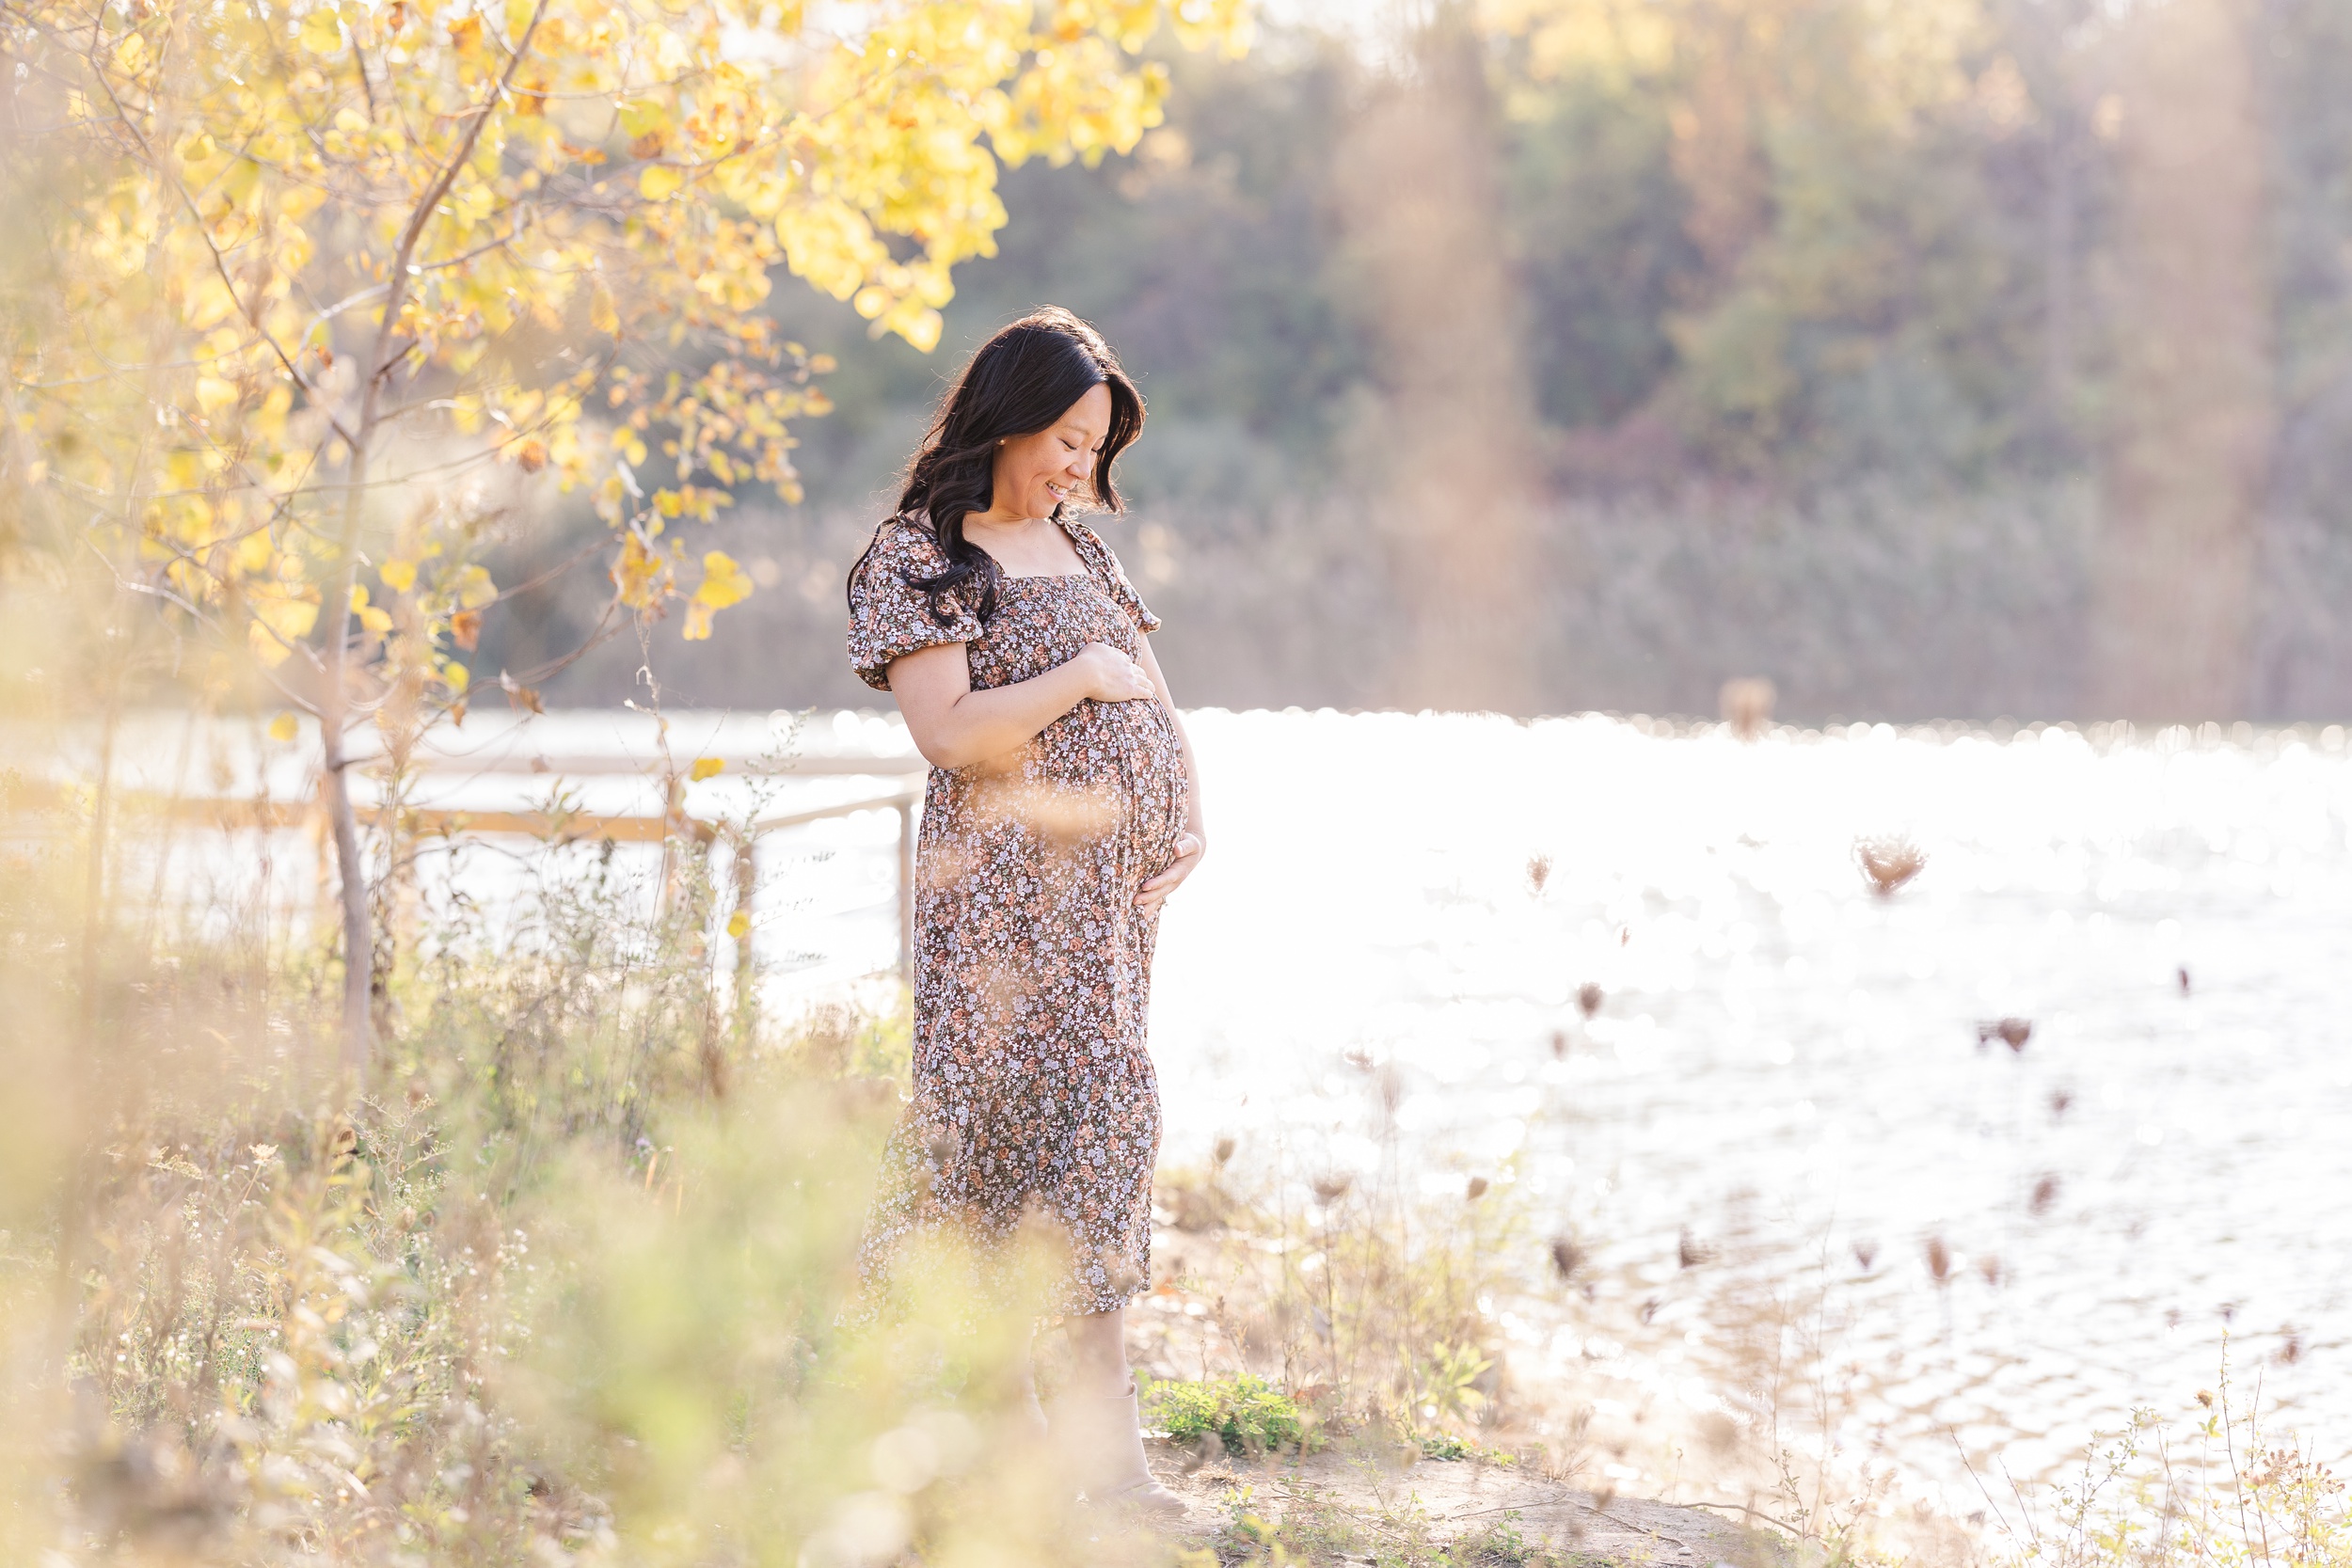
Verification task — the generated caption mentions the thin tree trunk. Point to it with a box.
[317,603,374,1078]
[58,606,132,1336]
[2089,0,2273,720]
[315,4,548,1077]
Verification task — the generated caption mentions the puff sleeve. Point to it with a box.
[1065,520,1162,634]
[846,520,983,691]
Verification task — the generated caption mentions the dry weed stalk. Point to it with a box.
[1720,678,1778,741]
[1856,835,1929,898]
[1994,1344,2351,1568]
[1978,1017,2034,1053]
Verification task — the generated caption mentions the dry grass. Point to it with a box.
[0,822,1164,1567]
[1994,1350,2351,1568]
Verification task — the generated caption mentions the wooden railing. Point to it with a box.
[363,748,932,976]
[10,745,931,977]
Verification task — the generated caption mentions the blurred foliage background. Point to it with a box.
[479,0,2352,721]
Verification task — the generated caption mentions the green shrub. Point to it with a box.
[1142,1371,1305,1454]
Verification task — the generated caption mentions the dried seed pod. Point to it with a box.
[1976,1017,2031,1053]
[1856,836,1928,898]
[2029,1173,2061,1216]
[1720,677,1776,741]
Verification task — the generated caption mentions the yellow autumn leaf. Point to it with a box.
[690,756,724,782]
[694,550,753,609]
[680,552,751,641]
[299,7,342,55]
[452,563,498,609]
[612,533,667,608]
[267,712,300,743]
[350,582,392,633]
[22,0,1246,783]
[617,99,672,140]
[725,909,751,940]
[246,584,320,665]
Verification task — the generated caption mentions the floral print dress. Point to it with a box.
[846,515,1188,1317]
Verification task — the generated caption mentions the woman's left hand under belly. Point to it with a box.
[1136,830,1203,912]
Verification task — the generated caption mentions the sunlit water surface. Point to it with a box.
[71,707,2352,1501]
[1147,711,2352,1503]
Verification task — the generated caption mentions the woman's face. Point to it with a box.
[989,383,1112,521]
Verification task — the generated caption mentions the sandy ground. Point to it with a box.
[1145,1442,1777,1565]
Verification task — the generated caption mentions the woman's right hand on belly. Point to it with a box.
[885,639,1154,771]
[1072,641,1155,703]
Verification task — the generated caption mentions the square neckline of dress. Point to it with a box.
[919,514,1096,583]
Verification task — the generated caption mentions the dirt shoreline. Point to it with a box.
[1146,1443,1778,1565]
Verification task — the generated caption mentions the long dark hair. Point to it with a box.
[849,307,1145,626]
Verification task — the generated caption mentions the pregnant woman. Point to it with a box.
[844,309,1205,1520]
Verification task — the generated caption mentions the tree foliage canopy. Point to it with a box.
[3,0,1248,696]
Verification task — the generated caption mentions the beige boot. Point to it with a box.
[1048,1386,1188,1523]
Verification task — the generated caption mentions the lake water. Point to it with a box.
[51,706,2352,1506]
[1143,710,2352,1507]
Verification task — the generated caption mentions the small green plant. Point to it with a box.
[1218,1482,1366,1563]
[1411,1341,1496,1427]
[1145,1371,1307,1454]
[1415,1431,1518,1465]
[1454,1511,1554,1565]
